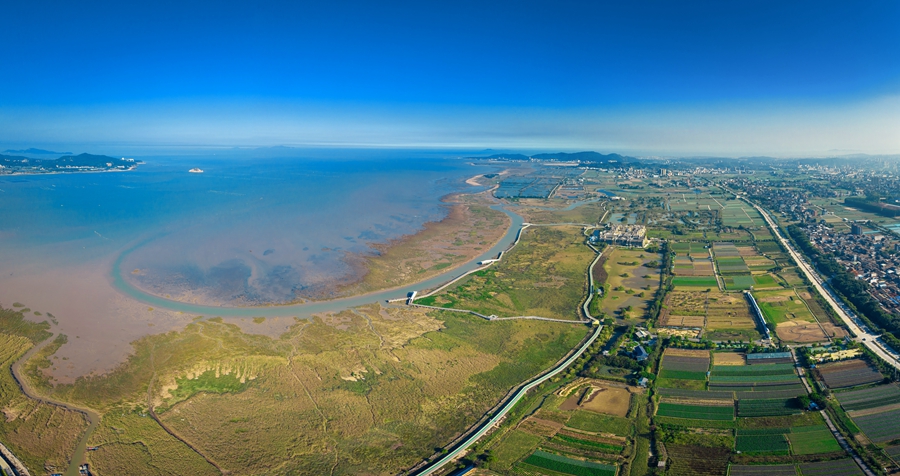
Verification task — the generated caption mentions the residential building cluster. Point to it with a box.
[804,223,900,314]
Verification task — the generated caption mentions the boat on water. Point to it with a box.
[189,168,204,173]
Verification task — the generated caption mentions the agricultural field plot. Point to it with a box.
[756,241,784,254]
[713,352,747,366]
[798,458,864,476]
[836,384,900,412]
[596,247,663,322]
[850,408,900,443]
[785,426,842,455]
[566,410,633,436]
[720,201,766,228]
[705,292,761,341]
[884,444,900,460]
[752,289,829,343]
[716,257,750,276]
[734,432,791,454]
[724,275,756,290]
[777,268,807,287]
[560,382,635,418]
[751,274,780,288]
[673,256,716,277]
[666,443,732,476]
[708,363,803,394]
[657,402,735,420]
[658,291,707,327]
[657,387,733,402]
[420,225,595,320]
[737,398,801,417]
[672,276,719,290]
[661,348,711,373]
[490,430,543,470]
[753,290,817,325]
[729,464,798,476]
[818,358,884,389]
[518,449,617,476]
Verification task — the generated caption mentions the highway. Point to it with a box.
[740,195,900,371]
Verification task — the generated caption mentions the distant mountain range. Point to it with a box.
[3,148,72,155]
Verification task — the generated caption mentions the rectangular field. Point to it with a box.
[729,464,797,476]
[786,426,841,455]
[656,402,734,420]
[819,358,884,389]
[734,434,790,453]
[851,408,900,443]
[737,398,801,417]
[798,459,864,476]
[672,276,719,289]
[520,450,617,476]
[836,384,900,412]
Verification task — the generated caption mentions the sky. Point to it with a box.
[1,0,898,156]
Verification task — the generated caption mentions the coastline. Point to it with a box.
[114,186,511,310]
[329,188,509,299]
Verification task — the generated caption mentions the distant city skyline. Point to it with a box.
[2,1,898,156]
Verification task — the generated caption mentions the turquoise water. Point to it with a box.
[0,155,508,315]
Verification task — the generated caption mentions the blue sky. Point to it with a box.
[1,0,898,156]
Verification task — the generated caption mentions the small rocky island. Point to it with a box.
[0,152,140,175]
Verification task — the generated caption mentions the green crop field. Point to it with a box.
[753,274,778,287]
[737,398,801,417]
[725,275,755,290]
[566,410,633,436]
[672,276,719,289]
[520,450,617,476]
[735,434,790,453]
[490,430,543,470]
[786,427,841,455]
[657,403,734,420]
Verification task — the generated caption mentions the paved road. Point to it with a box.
[741,194,900,371]
[409,246,606,476]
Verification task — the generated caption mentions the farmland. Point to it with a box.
[799,458,865,476]
[729,464,798,475]
[658,402,735,420]
[705,292,761,341]
[817,358,884,389]
[657,290,761,342]
[477,378,642,476]
[520,450,617,476]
